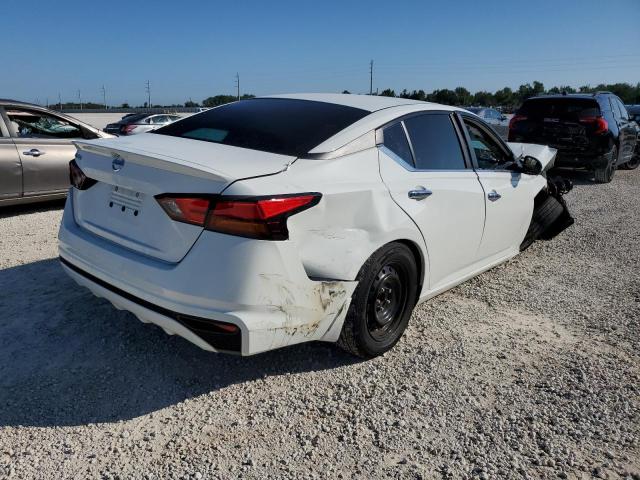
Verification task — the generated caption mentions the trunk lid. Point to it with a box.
[72,135,294,263]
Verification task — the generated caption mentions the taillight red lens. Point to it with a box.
[155,193,321,240]
[121,124,137,135]
[156,196,211,225]
[207,194,321,240]
[69,159,97,190]
[509,114,527,131]
[579,116,608,134]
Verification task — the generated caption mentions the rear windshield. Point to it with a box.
[519,98,601,120]
[153,98,369,157]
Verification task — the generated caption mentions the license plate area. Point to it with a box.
[109,185,144,216]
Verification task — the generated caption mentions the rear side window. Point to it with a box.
[404,114,466,170]
[382,122,413,166]
[154,98,369,157]
[519,98,601,120]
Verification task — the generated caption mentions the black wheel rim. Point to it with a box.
[366,264,408,342]
[628,157,640,168]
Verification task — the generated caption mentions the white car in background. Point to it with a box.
[58,94,573,358]
[103,113,182,136]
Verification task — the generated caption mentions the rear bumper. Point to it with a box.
[553,150,611,170]
[58,192,356,355]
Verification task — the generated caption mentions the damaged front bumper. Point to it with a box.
[58,198,357,355]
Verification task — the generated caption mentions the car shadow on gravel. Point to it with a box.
[0,258,359,428]
[0,199,66,219]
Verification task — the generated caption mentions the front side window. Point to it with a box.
[155,98,369,157]
[381,122,413,167]
[6,108,83,139]
[463,119,511,169]
[403,114,466,170]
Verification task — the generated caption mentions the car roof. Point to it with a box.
[264,93,430,112]
[0,98,42,108]
[527,93,614,102]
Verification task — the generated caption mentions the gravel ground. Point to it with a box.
[0,170,638,480]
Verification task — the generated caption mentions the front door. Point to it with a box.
[377,113,486,291]
[459,114,538,259]
[5,106,85,196]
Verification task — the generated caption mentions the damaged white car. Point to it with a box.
[58,94,573,358]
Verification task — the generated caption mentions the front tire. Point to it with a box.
[621,155,640,170]
[338,243,418,358]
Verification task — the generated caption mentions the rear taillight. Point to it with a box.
[579,116,608,134]
[69,159,97,190]
[508,114,527,131]
[156,196,210,226]
[155,193,321,240]
[121,124,137,135]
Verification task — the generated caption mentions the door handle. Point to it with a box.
[487,190,501,201]
[23,149,45,157]
[408,187,432,200]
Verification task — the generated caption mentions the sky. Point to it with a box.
[2,0,639,106]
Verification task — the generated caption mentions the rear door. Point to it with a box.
[612,98,636,163]
[377,112,486,290]
[459,114,537,259]
[0,108,22,201]
[5,106,87,196]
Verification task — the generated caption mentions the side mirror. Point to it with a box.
[519,155,543,175]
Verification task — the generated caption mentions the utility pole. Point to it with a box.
[78,90,82,110]
[369,59,374,95]
[235,73,240,101]
[58,93,62,110]
[145,80,151,108]
[101,85,107,109]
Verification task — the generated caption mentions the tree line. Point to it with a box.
[367,81,640,111]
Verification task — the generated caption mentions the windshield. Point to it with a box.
[519,98,601,120]
[153,98,369,157]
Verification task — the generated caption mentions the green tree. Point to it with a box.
[379,88,396,97]
[202,95,237,107]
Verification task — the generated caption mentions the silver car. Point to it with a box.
[0,99,111,206]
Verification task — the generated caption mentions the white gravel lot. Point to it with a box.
[0,170,638,480]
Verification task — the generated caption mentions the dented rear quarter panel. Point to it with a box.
[223,148,429,288]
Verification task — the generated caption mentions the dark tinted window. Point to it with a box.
[154,98,369,157]
[464,120,511,169]
[519,98,600,120]
[404,114,465,170]
[382,122,413,166]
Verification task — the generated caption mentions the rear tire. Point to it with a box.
[594,146,617,183]
[338,243,418,359]
[520,194,564,251]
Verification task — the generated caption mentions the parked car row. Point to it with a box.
[59,94,574,358]
[103,113,182,136]
[2,92,637,359]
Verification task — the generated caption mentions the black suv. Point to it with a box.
[508,92,638,182]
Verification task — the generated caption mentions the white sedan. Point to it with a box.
[58,94,573,358]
